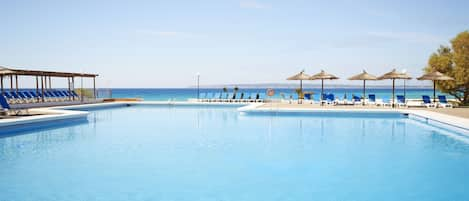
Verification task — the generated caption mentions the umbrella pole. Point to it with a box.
[363,80,366,105]
[300,80,303,92]
[321,79,324,105]
[0,75,3,95]
[403,79,406,100]
[433,80,436,103]
[300,80,303,104]
[392,79,395,108]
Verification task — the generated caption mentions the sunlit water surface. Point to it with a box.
[1,105,468,201]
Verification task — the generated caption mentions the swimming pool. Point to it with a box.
[1,105,469,201]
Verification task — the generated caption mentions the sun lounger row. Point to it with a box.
[198,92,265,102]
[421,95,452,108]
[2,90,80,104]
[287,93,453,108]
[0,93,30,115]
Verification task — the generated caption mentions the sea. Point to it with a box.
[102,88,446,101]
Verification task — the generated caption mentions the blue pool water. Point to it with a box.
[106,88,445,101]
[1,105,469,201]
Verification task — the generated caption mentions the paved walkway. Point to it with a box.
[258,103,469,119]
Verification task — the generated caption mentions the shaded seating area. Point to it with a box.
[1,66,99,109]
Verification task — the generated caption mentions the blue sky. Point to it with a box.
[1,0,468,88]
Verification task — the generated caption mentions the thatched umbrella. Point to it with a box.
[417,71,454,103]
[348,70,377,104]
[378,69,411,107]
[287,70,310,93]
[310,70,339,103]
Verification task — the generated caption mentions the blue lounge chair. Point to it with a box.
[304,93,313,104]
[321,93,327,102]
[52,91,63,101]
[29,91,42,101]
[257,93,266,102]
[71,91,80,98]
[62,91,73,100]
[368,94,376,105]
[45,91,57,101]
[422,95,435,108]
[58,91,69,101]
[10,92,26,103]
[0,94,11,114]
[438,95,452,108]
[18,91,34,103]
[325,94,336,105]
[352,95,361,105]
[396,95,406,107]
[3,92,16,103]
[55,91,67,101]
[0,94,27,115]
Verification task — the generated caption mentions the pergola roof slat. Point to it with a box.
[0,66,98,77]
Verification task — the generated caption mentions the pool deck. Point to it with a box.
[256,103,469,118]
[1,101,468,135]
[239,102,469,134]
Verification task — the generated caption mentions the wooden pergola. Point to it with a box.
[0,66,98,102]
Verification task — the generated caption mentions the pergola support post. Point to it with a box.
[68,77,72,101]
[41,76,45,102]
[10,75,13,92]
[36,76,40,102]
[72,77,75,101]
[0,75,3,95]
[80,76,84,102]
[15,75,18,93]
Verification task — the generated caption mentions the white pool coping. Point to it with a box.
[237,104,469,135]
[0,108,88,128]
[1,101,468,136]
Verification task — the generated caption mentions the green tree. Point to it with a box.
[295,88,304,99]
[425,31,469,105]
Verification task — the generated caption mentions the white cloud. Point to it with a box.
[240,0,271,9]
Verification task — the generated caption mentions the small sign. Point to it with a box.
[267,88,275,97]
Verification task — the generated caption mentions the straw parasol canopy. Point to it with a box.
[378,69,411,107]
[348,70,377,104]
[310,70,339,103]
[287,70,310,92]
[417,71,454,102]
